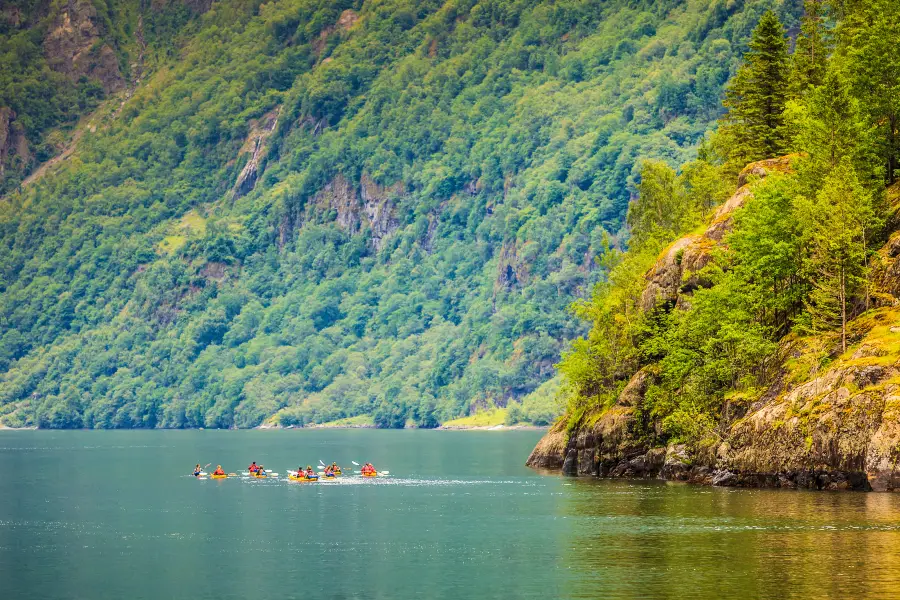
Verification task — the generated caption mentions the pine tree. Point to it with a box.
[720,11,791,166]
[798,162,874,353]
[837,0,900,181]
[789,0,831,96]
[791,63,880,186]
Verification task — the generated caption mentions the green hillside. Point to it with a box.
[0,0,803,429]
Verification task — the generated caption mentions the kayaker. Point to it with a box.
[193,464,203,477]
[362,463,375,475]
[248,461,259,473]
[213,465,225,476]
[324,465,334,476]
[331,462,341,473]
[305,466,315,479]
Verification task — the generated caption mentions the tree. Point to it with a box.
[626,161,688,250]
[797,162,874,352]
[837,0,900,182]
[720,11,791,166]
[789,63,881,187]
[789,0,831,97]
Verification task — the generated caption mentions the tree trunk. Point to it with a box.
[840,266,847,354]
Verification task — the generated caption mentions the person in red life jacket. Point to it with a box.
[248,461,259,473]
[362,463,376,475]
[213,465,225,476]
[305,466,316,478]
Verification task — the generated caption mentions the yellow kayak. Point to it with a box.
[250,472,267,479]
[362,472,377,478]
[210,474,227,479]
[288,474,319,482]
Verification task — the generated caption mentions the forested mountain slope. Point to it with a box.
[528,1,900,491]
[0,0,803,429]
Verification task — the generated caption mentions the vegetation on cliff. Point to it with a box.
[552,0,900,480]
[1,0,805,428]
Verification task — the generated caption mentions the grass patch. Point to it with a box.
[157,235,187,255]
[442,407,508,428]
[317,414,375,427]
[180,210,207,235]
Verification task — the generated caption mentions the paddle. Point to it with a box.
[351,461,360,466]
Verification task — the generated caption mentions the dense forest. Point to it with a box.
[0,0,807,429]
[556,0,900,453]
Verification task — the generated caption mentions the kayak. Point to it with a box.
[362,472,377,478]
[210,474,227,479]
[250,472,267,479]
[288,474,319,482]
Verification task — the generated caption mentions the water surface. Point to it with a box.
[1,430,900,599]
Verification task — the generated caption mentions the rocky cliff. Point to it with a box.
[527,159,900,491]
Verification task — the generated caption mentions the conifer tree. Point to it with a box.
[789,0,831,96]
[798,162,874,352]
[720,11,791,166]
[791,63,881,187]
[837,0,900,182]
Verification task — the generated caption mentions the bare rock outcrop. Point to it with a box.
[286,173,402,250]
[361,174,401,250]
[233,109,280,199]
[43,0,124,93]
[640,156,794,313]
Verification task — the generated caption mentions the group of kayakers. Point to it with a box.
[192,461,375,478]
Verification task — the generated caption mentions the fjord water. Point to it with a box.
[3,431,900,600]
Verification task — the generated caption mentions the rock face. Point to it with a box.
[291,173,403,250]
[640,156,792,312]
[43,0,124,93]
[232,109,280,199]
[527,157,900,492]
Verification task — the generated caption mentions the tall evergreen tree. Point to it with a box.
[837,0,900,182]
[720,11,791,166]
[791,63,881,187]
[797,162,874,352]
[789,0,831,96]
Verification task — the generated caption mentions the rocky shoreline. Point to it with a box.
[527,426,873,491]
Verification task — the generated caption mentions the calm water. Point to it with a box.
[2,430,900,599]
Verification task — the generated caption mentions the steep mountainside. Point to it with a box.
[0,0,804,429]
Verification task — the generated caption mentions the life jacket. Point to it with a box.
[214,469,225,475]
[249,464,258,472]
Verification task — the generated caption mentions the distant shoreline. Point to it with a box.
[0,424,548,431]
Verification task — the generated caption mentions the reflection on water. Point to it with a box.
[561,478,900,599]
[2,431,900,599]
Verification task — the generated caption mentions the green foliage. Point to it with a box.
[0,0,805,429]
[720,10,791,167]
[789,0,831,96]
[795,162,877,351]
[559,3,895,448]
[834,0,900,181]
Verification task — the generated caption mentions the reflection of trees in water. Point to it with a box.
[558,479,900,599]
